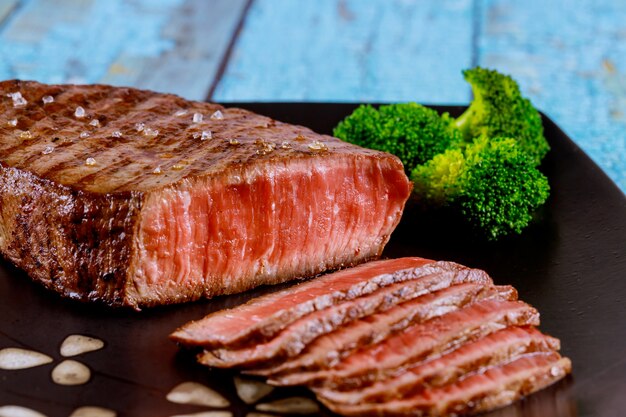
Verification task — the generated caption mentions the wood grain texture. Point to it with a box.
[0,0,247,100]
[102,0,248,100]
[0,0,20,26]
[476,0,626,191]
[0,0,181,83]
[212,0,474,103]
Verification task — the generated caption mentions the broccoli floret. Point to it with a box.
[455,67,549,165]
[333,103,461,173]
[412,136,550,240]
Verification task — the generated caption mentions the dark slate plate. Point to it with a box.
[1,104,624,417]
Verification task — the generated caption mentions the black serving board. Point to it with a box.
[1,104,625,417]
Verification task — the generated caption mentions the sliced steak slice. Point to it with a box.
[251,284,514,378]
[171,258,470,348]
[319,352,572,417]
[277,299,539,389]
[197,267,493,368]
[0,80,411,308]
[315,326,560,405]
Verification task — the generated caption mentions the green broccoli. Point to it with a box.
[333,103,461,173]
[331,68,551,240]
[454,67,549,165]
[412,136,550,240]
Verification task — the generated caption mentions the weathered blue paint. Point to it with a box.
[101,0,248,100]
[477,0,626,192]
[213,0,474,103]
[0,0,246,100]
[0,0,19,24]
[0,0,182,83]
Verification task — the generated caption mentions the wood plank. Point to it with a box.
[102,0,248,100]
[2,0,94,44]
[0,0,183,83]
[213,0,474,103]
[0,0,246,100]
[0,0,21,79]
[477,0,626,191]
[0,0,20,27]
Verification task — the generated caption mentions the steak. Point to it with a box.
[315,326,560,405]
[319,352,572,417]
[287,299,539,389]
[196,267,492,368]
[0,80,411,308]
[171,258,459,347]
[171,257,572,416]
[254,284,515,380]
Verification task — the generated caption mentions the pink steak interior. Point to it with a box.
[130,155,411,304]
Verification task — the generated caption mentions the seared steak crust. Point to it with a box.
[0,166,141,304]
[0,80,411,308]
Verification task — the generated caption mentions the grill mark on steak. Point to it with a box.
[314,326,560,406]
[277,299,539,389]
[0,80,389,193]
[0,80,411,308]
[171,258,456,348]
[319,353,572,417]
[247,284,514,378]
[196,268,493,368]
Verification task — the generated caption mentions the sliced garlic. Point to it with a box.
[166,382,229,407]
[169,412,232,417]
[69,407,116,417]
[51,359,91,385]
[0,348,53,370]
[234,376,274,405]
[256,397,319,414]
[0,405,48,417]
[60,335,105,357]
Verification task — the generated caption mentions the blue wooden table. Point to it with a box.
[1,0,625,193]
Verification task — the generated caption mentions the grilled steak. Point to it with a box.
[197,266,492,368]
[257,284,515,382]
[314,326,560,405]
[171,258,454,347]
[0,80,411,308]
[319,353,572,417]
[172,257,571,417]
[274,299,540,389]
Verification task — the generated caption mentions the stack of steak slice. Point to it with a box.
[171,257,571,417]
